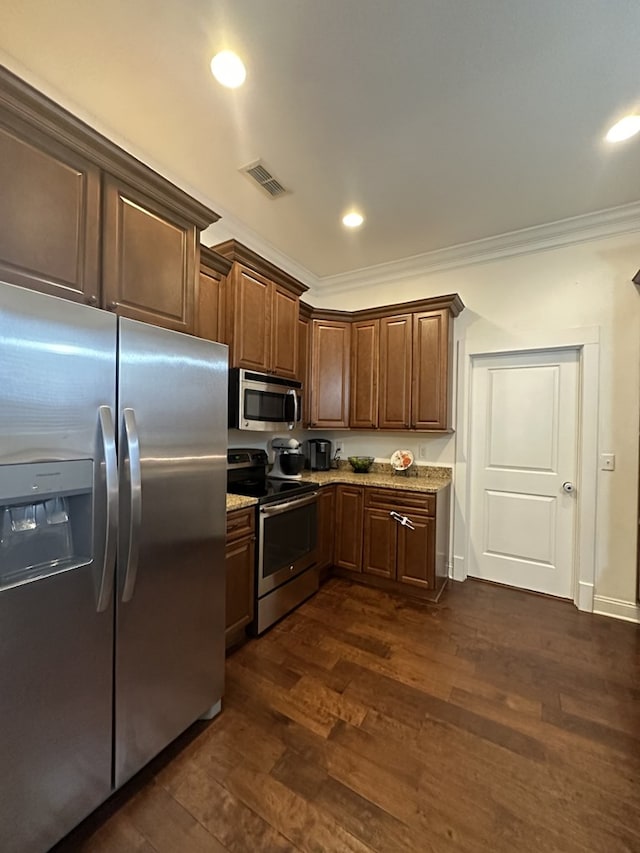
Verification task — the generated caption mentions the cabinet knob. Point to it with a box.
[86,294,98,306]
[107,301,118,312]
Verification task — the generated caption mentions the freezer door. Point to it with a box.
[0,282,117,853]
[115,318,227,786]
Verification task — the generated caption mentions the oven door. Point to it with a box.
[258,492,318,596]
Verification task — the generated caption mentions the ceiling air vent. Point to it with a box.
[240,160,290,199]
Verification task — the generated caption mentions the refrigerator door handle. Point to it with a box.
[96,406,118,612]
[121,408,142,603]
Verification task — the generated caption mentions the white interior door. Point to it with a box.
[468,348,579,598]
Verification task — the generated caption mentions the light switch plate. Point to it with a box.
[600,453,615,471]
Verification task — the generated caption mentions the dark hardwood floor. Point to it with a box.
[54,578,640,853]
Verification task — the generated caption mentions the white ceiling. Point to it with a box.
[1,0,639,280]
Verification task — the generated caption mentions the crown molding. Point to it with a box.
[317,201,640,295]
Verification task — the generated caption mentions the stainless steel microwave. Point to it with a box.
[228,368,302,431]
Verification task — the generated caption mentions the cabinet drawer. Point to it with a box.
[364,488,435,516]
[226,507,255,543]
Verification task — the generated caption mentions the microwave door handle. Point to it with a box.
[285,388,297,430]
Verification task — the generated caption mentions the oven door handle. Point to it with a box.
[260,492,318,517]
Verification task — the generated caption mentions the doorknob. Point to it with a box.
[562,481,575,494]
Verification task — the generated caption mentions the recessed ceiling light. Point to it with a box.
[605,115,640,143]
[342,212,364,228]
[210,51,246,89]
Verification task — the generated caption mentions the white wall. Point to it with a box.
[308,232,640,607]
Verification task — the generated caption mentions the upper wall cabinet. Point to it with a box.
[310,318,351,428]
[0,67,218,331]
[197,246,233,344]
[310,294,464,433]
[211,240,308,380]
[102,177,199,332]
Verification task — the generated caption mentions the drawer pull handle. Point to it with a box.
[389,511,415,531]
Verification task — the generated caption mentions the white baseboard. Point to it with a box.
[452,555,465,581]
[593,595,640,623]
[576,581,594,613]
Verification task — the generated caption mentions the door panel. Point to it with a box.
[0,283,116,853]
[350,319,379,428]
[102,177,196,332]
[232,266,272,371]
[469,349,578,597]
[379,314,411,429]
[115,319,227,787]
[310,319,351,428]
[0,120,101,304]
[363,508,396,578]
[271,284,299,378]
[397,513,435,590]
[412,310,450,430]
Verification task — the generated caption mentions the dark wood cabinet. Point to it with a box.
[334,485,363,571]
[0,67,218,326]
[316,486,336,579]
[335,484,450,601]
[298,303,312,426]
[0,115,101,304]
[271,284,299,379]
[362,506,396,579]
[350,319,379,429]
[310,319,351,428]
[102,177,198,332]
[412,309,451,430]
[211,241,308,379]
[225,507,256,650]
[228,265,273,371]
[378,314,413,430]
[197,246,232,343]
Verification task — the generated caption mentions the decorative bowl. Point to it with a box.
[348,456,375,473]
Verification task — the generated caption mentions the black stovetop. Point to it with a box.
[227,447,316,506]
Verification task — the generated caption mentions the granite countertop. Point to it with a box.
[300,462,452,494]
[226,494,258,512]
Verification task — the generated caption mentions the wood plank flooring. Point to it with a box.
[53,578,640,853]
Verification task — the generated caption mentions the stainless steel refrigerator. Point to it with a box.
[0,281,228,853]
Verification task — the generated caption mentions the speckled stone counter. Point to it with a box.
[299,463,451,493]
[226,494,258,512]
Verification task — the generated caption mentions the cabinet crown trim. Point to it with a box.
[0,65,219,230]
[211,239,309,296]
[309,292,464,321]
[200,245,233,276]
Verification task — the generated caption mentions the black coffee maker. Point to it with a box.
[307,438,332,471]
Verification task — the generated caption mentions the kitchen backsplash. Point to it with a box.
[228,428,454,467]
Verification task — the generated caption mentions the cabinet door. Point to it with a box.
[362,508,396,579]
[334,485,363,571]
[0,118,100,304]
[350,319,379,429]
[225,535,255,648]
[310,320,351,428]
[412,310,450,430]
[102,176,197,332]
[271,285,299,378]
[396,513,435,590]
[317,486,336,571]
[197,266,225,342]
[379,314,412,429]
[229,265,272,372]
[298,316,311,426]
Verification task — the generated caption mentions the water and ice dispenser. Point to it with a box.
[0,460,93,589]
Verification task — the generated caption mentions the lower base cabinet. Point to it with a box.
[225,507,255,650]
[316,486,336,581]
[334,483,450,601]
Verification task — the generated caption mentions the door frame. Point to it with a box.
[454,326,600,611]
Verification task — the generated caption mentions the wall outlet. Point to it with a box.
[335,441,344,455]
[418,443,428,461]
[600,453,615,471]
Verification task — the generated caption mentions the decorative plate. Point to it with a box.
[390,449,414,471]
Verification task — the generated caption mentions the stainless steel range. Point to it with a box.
[227,449,318,634]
